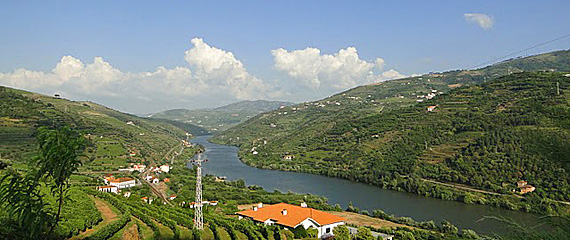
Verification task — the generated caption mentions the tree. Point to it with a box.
[292,225,308,238]
[0,169,53,238]
[0,125,85,238]
[354,227,374,240]
[306,227,318,238]
[459,229,479,239]
[439,220,458,235]
[35,126,85,235]
[332,225,350,240]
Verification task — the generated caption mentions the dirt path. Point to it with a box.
[121,219,140,240]
[328,211,412,230]
[72,197,118,239]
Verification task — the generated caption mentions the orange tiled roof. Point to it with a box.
[236,203,345,228]
[109,177,134,183]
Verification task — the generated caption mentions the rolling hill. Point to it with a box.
[212,51,570,212]
[0,85,207,171]
[150,100,294,132]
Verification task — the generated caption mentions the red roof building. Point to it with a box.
[236,203,345,238]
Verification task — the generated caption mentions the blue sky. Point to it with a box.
[0,1,569,113]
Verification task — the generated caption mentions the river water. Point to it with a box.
[189,135,540,235]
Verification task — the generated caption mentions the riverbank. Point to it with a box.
[214,136,568,217]
[194,135,549,235]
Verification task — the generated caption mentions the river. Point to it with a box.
[189,135,541,235]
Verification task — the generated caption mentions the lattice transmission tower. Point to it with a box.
[191,153,207,230]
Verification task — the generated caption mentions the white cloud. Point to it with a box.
[271,46,403,91]
[464,13,494,29]
[0,39,405,112]
[0,38,276,112]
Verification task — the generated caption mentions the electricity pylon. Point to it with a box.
[191,153,207,230]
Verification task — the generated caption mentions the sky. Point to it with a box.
[0,1,569,113]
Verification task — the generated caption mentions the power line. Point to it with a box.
[471,33,570,69]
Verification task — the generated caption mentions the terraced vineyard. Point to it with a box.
[214,70,570,214]
[0,85,207,174]
[75,187,301,240]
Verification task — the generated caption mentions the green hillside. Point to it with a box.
[213,51,570,213]
[0,85,206,171]
[151,100,294,132]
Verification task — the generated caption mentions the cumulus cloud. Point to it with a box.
[271,46,403,91]
[0,38,276,112]
[0,39,405,112]
[464,13,494,29]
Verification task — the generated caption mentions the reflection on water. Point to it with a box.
[190,135,541,235]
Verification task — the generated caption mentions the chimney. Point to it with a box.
[281,209,287,215]
[258,202,263,208]
[253,206,258,211]
[300,202,307,208]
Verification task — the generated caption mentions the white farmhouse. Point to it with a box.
[97,186,118,194]
[107,177,136,189]
[236,203,346,239]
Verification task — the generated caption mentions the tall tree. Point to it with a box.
[0,125,85,238]
[34,126,85,235]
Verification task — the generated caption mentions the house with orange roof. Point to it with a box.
[515,180,536,194]
[236,203,346,238]
[106,177,136,189]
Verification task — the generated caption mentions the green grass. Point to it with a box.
[156,221,174,240]
[202,226,215,240]
[134,218,155,240]
[179,227,192,240]
[108,219,134,240]
[216,227,232,240]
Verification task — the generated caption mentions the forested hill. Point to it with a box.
[213,62,570,212]
[151,100,294,132]
[0,86,204,168]
[214,50,570,150]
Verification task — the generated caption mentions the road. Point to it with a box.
[421,178,570,205]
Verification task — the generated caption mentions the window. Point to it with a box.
[326,228,330,233]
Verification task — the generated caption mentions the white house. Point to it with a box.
[107,177,136,189]
[150,176,159,184]
[160,165,170,173]
[133,164,146,172]
[97,186,118,194]
[283,155,295,160]
[236,203,346,238]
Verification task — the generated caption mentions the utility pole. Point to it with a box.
[191,153,207,230]
[557,82,560,95]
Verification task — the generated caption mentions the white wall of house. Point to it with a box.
[318,221,345,238]
[263,219,275,226]
[98,186,118,193]
[110,180,136,188]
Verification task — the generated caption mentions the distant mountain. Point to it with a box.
[212,50,570,212]
[151,100,294,132]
